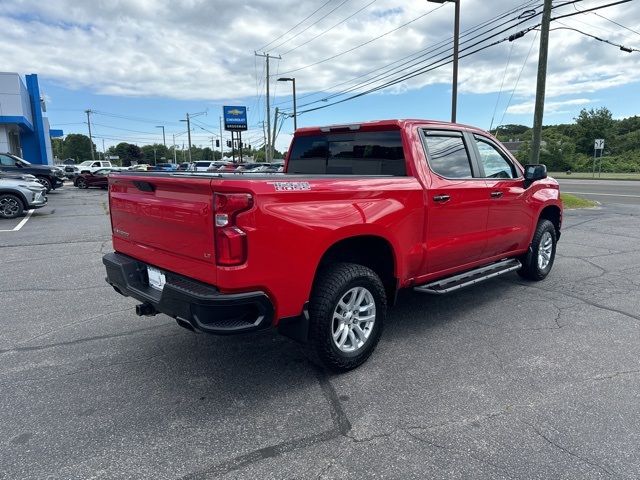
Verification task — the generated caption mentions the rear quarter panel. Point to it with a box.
[212,176,425,320]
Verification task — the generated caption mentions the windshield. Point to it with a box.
[10,154,31,165]
[78,161,93,166]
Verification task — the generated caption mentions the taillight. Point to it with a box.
[213,193,253,266]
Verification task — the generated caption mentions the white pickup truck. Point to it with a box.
[72,161,127,175]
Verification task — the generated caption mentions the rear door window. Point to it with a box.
[288,131,406,176]
[423,132,473,179]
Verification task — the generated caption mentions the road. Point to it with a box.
[558,178,640,205]
[2,185,640,479]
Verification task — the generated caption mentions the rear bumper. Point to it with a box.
[103,252,273,335]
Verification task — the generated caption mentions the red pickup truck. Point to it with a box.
[103,120,562,371]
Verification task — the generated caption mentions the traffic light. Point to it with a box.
[215,140,220,148]
[238,142,243,148]
[226,140,232,148]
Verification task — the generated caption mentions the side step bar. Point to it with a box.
[414,258,522,295]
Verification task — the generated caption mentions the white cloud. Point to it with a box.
[0,0,638,113]
[506,98,594,115]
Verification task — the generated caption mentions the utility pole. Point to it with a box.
[219,116,224,159]
[530,0,552,164]
[427,0,459,122]
[85,109,95,160]
[102,139,106,162]
[186,114,192,163]
[255,52,281,162]
[452,0,460,123]
[271,107,279,157]
[156,125,166,148]
[172,134,177,163]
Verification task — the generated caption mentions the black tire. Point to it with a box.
[518,219,557,281]
[0,193,25,219]
[36,176,52,192]
[308,263,386,372]
[76,178,88,189]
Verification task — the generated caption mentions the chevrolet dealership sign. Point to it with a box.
[223,105,248,131]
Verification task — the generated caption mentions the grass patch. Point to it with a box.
[561,193,597,209]
[550,172,640,180]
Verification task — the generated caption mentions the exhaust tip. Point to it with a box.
[135,303,157,316]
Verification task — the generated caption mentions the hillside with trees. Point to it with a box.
[492,108,640,173]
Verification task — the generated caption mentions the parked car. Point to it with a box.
[0,153,65,192]
[128,164,150,172]
[194,161,230,172]
[74,168,116,189]
[149,163,178,172]
[0,172,47,218]
[75,160,118,174]
[103,119,563,372]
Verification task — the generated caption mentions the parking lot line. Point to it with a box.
[0,209,34,232]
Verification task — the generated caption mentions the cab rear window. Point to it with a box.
[287,131,406,176]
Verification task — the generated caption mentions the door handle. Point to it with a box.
[490,191,503,198]
[433,194,450,202]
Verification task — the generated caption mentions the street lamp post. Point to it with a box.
[156,125,166,148]
[427,0,459,123]
[179,111,206,164]
[277,77,297,131]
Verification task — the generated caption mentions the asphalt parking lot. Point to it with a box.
[2,183,640,479]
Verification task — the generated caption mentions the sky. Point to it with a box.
[1,0,639,155]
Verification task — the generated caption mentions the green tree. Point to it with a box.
[113,142,144,166]
[62,133,95,161]
[574,107,615,155]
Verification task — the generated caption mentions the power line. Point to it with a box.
[276,3,447,76]
[268,0,351,52]
[281,0,378,55]
[286,0,620,116]
[498,30,539,129]
[572,2,640,38]
[550,23,639,51]
[273,0,542,108]
[288,1,548,112]
[256,0,334,51]
[292,0,591,115]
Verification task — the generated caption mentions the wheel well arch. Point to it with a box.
[539,204,562,239]
[0,189,28,209]
[315,235,398,304]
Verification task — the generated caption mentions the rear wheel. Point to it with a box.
[0,194,25,219]
[76,178,88,189]
[518,219,557,281]
[36,176,52,192]
[308,263,386,371]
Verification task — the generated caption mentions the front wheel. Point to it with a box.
[308,263,386,372]
[518,219,557,281]
[36,176,52,192]
[0,193,25,219]
[76,178,88,189]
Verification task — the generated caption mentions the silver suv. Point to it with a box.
[0,173,47,219]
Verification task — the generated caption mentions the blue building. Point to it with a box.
[0,72,62,165]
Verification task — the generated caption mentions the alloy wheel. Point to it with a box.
[331,286,376,353]
[537,231,553,270]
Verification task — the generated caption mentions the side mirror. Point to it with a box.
[524,164,547,187]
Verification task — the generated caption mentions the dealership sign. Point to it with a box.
[223,106,248,131]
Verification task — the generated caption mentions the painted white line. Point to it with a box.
[563,191,640,198]
[0,209,34,232]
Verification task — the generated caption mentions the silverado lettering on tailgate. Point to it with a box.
[270,181,311,192]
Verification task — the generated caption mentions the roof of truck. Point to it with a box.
[294,119,489,136]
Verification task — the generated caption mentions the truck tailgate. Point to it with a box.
[109,174,217,281]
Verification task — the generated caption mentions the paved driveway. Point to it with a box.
[1,187,639,479]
